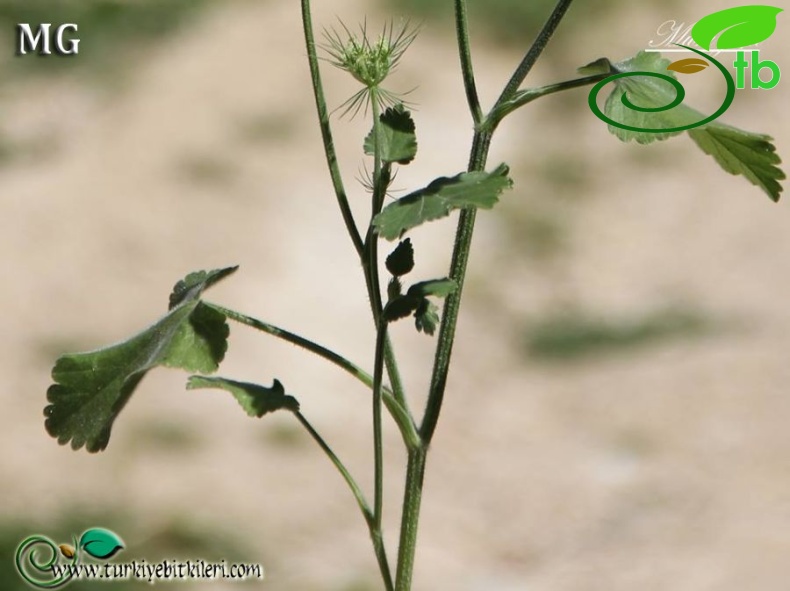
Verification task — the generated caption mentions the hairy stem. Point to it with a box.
[300,0,364,256]
[294,411,394,591]
[495,0,577,107]
[210,303,420,450]
[394,448,426,591]
[424,0,577,444]
[454,0,482,126]
[299,0,415,448]
[372,322,388,532]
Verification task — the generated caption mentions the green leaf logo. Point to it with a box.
[79,528,124,560]
[691,5,783,51]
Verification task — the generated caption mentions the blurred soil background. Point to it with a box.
[1,0,789,589]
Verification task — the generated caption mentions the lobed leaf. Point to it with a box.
[590,50,784,200]
[689,123,785,202]
[407,278,457,299]
[364,104,418,164]
[383,277,456,335]
[187,376,300,417]
[414,300,440,335]
[600,51,700,144]
[385,238,415,276]
[45,267,237,452]
[374,163,513,240]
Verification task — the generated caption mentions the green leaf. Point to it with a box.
[45,267,237,452]
[602,51,701,144]
[384,277,456,330]
[414,300,440,336]
[383,295,421,322]
[577,57,615,76]
[373,163,513,240]
[169,266,238,310]
[386,238,415,276]
[364,104,418,165]
[593,50,784,200]
[691,5,783,51]
[79,528,124,560]
[186,376,299,417]
[689,123,785,202]
[407,278,457,298]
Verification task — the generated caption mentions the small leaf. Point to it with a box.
[383,295,422,322]
[374,163,513,240]
[578,57,615,76]
[79,528,124,560]
[386,238,415,276]
[414,299,440,335]
[364,104,418,164]
[59,544,76,559]
[45,268,236,452]
[691,5,783,51]
[602,51,702,144]
[187,376,300,417]
[169,266,238,310]
[689,122,785,201]
[407,278,457,299]
[667,58,709,74]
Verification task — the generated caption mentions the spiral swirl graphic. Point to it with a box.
[14,535,75,589]
[588,44,736,133]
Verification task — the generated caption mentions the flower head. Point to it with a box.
[323,20,418,117]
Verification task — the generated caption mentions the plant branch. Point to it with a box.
[454,0,483,126]
[209,303,421,450]
[494,0,577,108]
[301,0,365,257]
[488,73,610,128]
[294,410,394,591]
[372,321,388,532]
[420,130,492,444]
[394,448,426,591]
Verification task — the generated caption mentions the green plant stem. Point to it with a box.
[300,0,410,418]
[488,73,610,129]
[394,2,578,588]
[366,88,386,539]
[495,0,577,107]
[294,410,394,591]
[300,0,364,257]
[372,321,388,532]
[423,0,577,445]
[454,0,482,126]
[394,448,426,591]
[208,303,420,450]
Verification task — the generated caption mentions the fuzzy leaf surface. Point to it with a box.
[187,376,299,417]
[364,105,418,164]
[45,267,236,452]
[374,163,512,240]
[593,51,784,199]
[689,123,785,201]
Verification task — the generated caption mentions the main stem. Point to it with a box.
[397,1,577,588]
